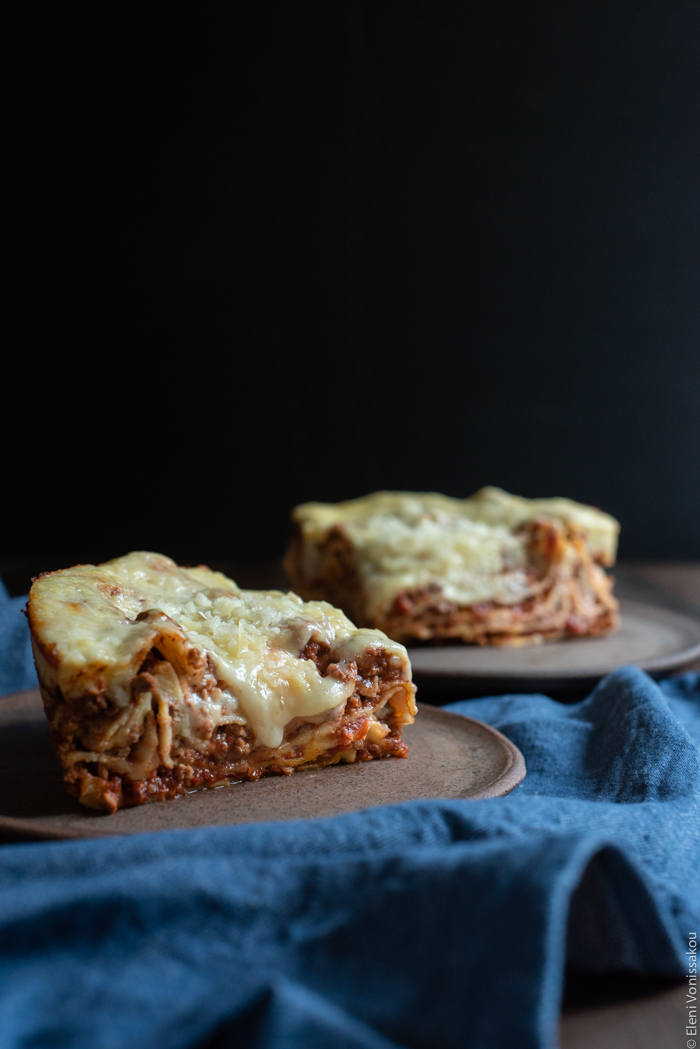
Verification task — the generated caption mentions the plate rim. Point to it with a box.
[407,599,700,684]
[0,694,526,842]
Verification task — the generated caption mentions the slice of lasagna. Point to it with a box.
[284,487,620,646]
[27,552,416,813]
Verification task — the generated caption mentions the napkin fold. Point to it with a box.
[0,585,698,1049]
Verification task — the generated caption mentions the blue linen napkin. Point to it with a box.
[0,579,36,696]
[0,586,698,1049]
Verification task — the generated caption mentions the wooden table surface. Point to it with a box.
[561,971,688,1049]
[1,559,698,1047]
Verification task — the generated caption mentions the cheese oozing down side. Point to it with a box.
[29,552,410,749]
[292,487,620,617]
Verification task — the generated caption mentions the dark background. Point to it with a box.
[4,1,699,591]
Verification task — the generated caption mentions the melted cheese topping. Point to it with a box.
[293,487,619,615]
[30,552,409,749]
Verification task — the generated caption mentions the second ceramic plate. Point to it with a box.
[408,600,700,694]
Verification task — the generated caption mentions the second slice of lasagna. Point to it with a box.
[28,553,416,813]
[285,487,620,646]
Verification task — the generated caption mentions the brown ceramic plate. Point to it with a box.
[0,689,525,841]
[408,599,700,694]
